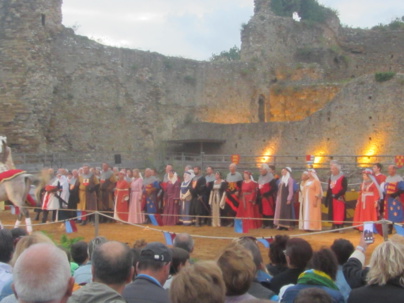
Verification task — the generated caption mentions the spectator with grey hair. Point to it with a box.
[68,241,133,303]
[123,242,172,303]
[73,236,107,285]
[13,243,74,303]
[173,233,194,254]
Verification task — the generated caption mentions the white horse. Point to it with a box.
[0,136,33,233]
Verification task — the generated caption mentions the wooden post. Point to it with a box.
[381,219,389,241]
[94,212,99,238]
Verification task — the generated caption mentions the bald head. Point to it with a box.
[173,233,194,253]
[92,241,133,287]
[13,243,73,303]
[229,163,237,173]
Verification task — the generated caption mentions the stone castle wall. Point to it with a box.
[0,0,403,165]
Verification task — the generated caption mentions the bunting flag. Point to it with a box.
[164,232,176,245]
[374,223,383,235]
[148,214,164,226]
[10,206,20,215]
[257,237,274,248]
[234,218,243,233]
[77,211,82,218]
[395,155,404,168]
[65,220,78,233]
[394,223,404,236]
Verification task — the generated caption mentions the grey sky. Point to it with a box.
[62,0,403,61]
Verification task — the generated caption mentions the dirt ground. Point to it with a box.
[0,211,383,262]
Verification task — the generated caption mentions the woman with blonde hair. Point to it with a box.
[348,241,404,302]
[170,261,225,303]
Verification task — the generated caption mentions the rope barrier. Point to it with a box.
[18,205,360,224]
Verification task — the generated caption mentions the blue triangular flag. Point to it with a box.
[394,224,404,236]
[149,214,159,226]
[164,232,173,245]
[77,211,82,218]
[257,238,270,248]
[10,206,15,215]
[234,218,243,233]
[65,220,73,233]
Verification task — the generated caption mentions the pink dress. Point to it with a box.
[128,178,144,224]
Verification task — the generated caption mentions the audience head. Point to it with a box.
[237,237,264,272]
[330,239,354,265]
[170,261,225,303]
[132,239,148,249]
[130,248,142,280]
[10,228,27,247]
[310,248,338,281]
[170,247,190,275]
[70,241,88,266]
[13,243,74,303]
[285,238,313,270]
[88,236,107,261]
[137,242,172,285]
[0,229,13,264]
[367,240,404,287]
[92,241,134,287]
[11,232,54,266]
[293,288,333,303]
[269,235,289,267]
[173,233,194,253]
[217,244,255,296]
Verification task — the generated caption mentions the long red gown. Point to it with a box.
[353,181,379,231]
[114,180,130,222]
[236,180,261,233]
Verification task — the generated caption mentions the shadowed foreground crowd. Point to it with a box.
[0,228,403,303]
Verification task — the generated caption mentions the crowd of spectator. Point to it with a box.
[0,227,403,303]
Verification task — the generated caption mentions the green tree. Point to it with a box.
[210,45,241,62]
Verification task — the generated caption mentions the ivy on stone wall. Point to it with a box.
[270,0,337,23]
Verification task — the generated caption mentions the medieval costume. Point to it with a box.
[383,173,404,223]
[114,178,130,222]
[208,178,227,227]
[299,170,323,231]
[325,166,348,229]
[224,171,243,227]
[41,174,60,223]
[374,172,386,218]
[128,177,144,224]
[98,169,116,214]
[274,167,295,230]
[237,172,261,232]
[179,171,194,225]
[78,171,99,224]
[190,173,208,226]
[53,174,70,221]
[353,169,381,230]
[67,174,80,219]
[162,173,181,225]
[258,168,277,228]
[142,175,160,214]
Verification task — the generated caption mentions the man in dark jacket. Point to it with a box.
[123,242,171,303]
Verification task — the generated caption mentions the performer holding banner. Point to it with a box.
[383,165,404,223]
[224,163,243,227]
[325,161,347,231]
[353,169,381,230]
